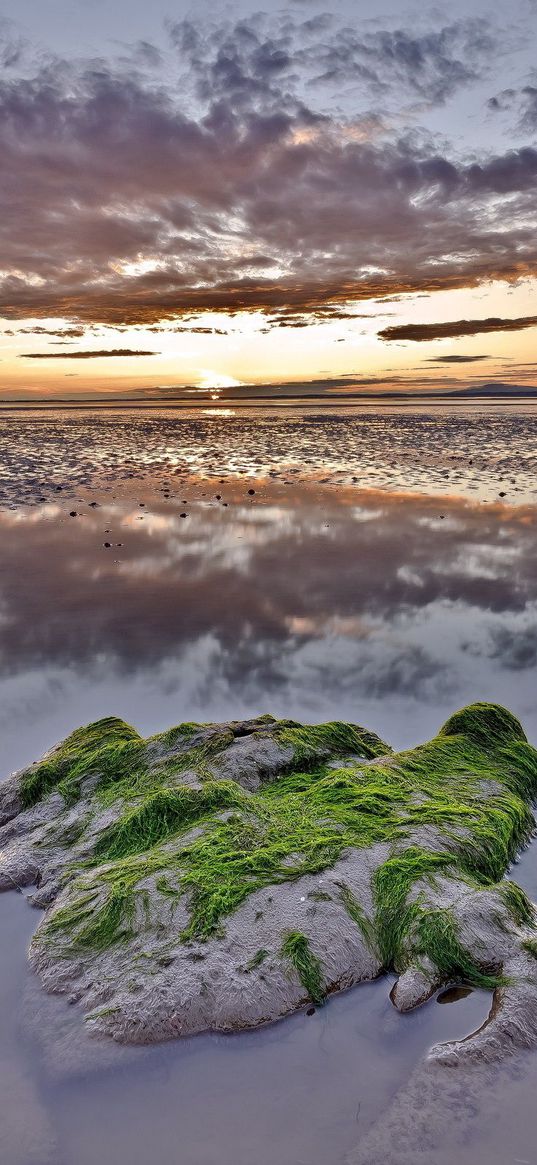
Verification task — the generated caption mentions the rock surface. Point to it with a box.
[1,703,537,1058]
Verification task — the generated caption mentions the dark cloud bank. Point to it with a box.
[381,315,537,342]
[21,349,157,359]
[0,12,535,326]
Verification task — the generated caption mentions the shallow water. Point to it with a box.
[1,450,537,774]
[1,402,537,1164]
[0,891,492,1165]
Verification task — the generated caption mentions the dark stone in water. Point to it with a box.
[437,986,474,1005]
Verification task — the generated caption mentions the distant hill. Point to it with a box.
[2,381,537,408]
[448,382,537,397]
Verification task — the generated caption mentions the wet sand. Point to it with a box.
[0,401,536,509]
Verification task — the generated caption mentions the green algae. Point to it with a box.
[34,704,537,995]
[414,908,506,990]
[497,880,535,928]
[94,782,244,861]
[439,703,526,749]
[21,718,144,808]
[275,721,390,767]
[373,846,453,969]
[46,886,135,951]
[245,948,269,971]
[281,931,325,1006]
[338,883,378,955]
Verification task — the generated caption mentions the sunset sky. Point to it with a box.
[1,0,537,399]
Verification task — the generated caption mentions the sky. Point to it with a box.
[0,0,537,400]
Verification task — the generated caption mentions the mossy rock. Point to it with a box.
[1,703,537,1061]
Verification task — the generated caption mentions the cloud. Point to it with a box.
[0,17,25,70]
[171,14,498,109]
[380,315,537,342]
[0,15,534,326]
[425,354,491,362]
[301,19,497,106]
[488,85,537,131]
[484,625,537,670]
[20,349,157,359]
[519,86,537,129]
[16,326,86,338]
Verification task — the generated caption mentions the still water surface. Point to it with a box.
[1,404,536,1164]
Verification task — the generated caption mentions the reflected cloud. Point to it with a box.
[0,482,536,771]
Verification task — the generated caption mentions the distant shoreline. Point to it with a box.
[1,389,537,410]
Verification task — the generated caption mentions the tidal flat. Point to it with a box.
[1,401,537,1165]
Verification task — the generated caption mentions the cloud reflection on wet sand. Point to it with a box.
[0,479,536,773]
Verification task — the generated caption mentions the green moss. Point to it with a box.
[94,730,235,807]
[94,782,244,861]
[21,718,144,808]
[498,880,535,928]
[338,883,378,955]
[178,764,408,941]
[373,847,453,968]
[281,931,325,1006]
[46,885,135,951]
[245,948,269,971]
[276,721,390,767]
[156,875,181,898]
[522,937,537,959]
[155,723,201,746]
[414,908,506,990]
[439,703,526,749]
[35,704,537,978]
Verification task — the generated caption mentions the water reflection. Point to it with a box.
[0,479,536,774]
